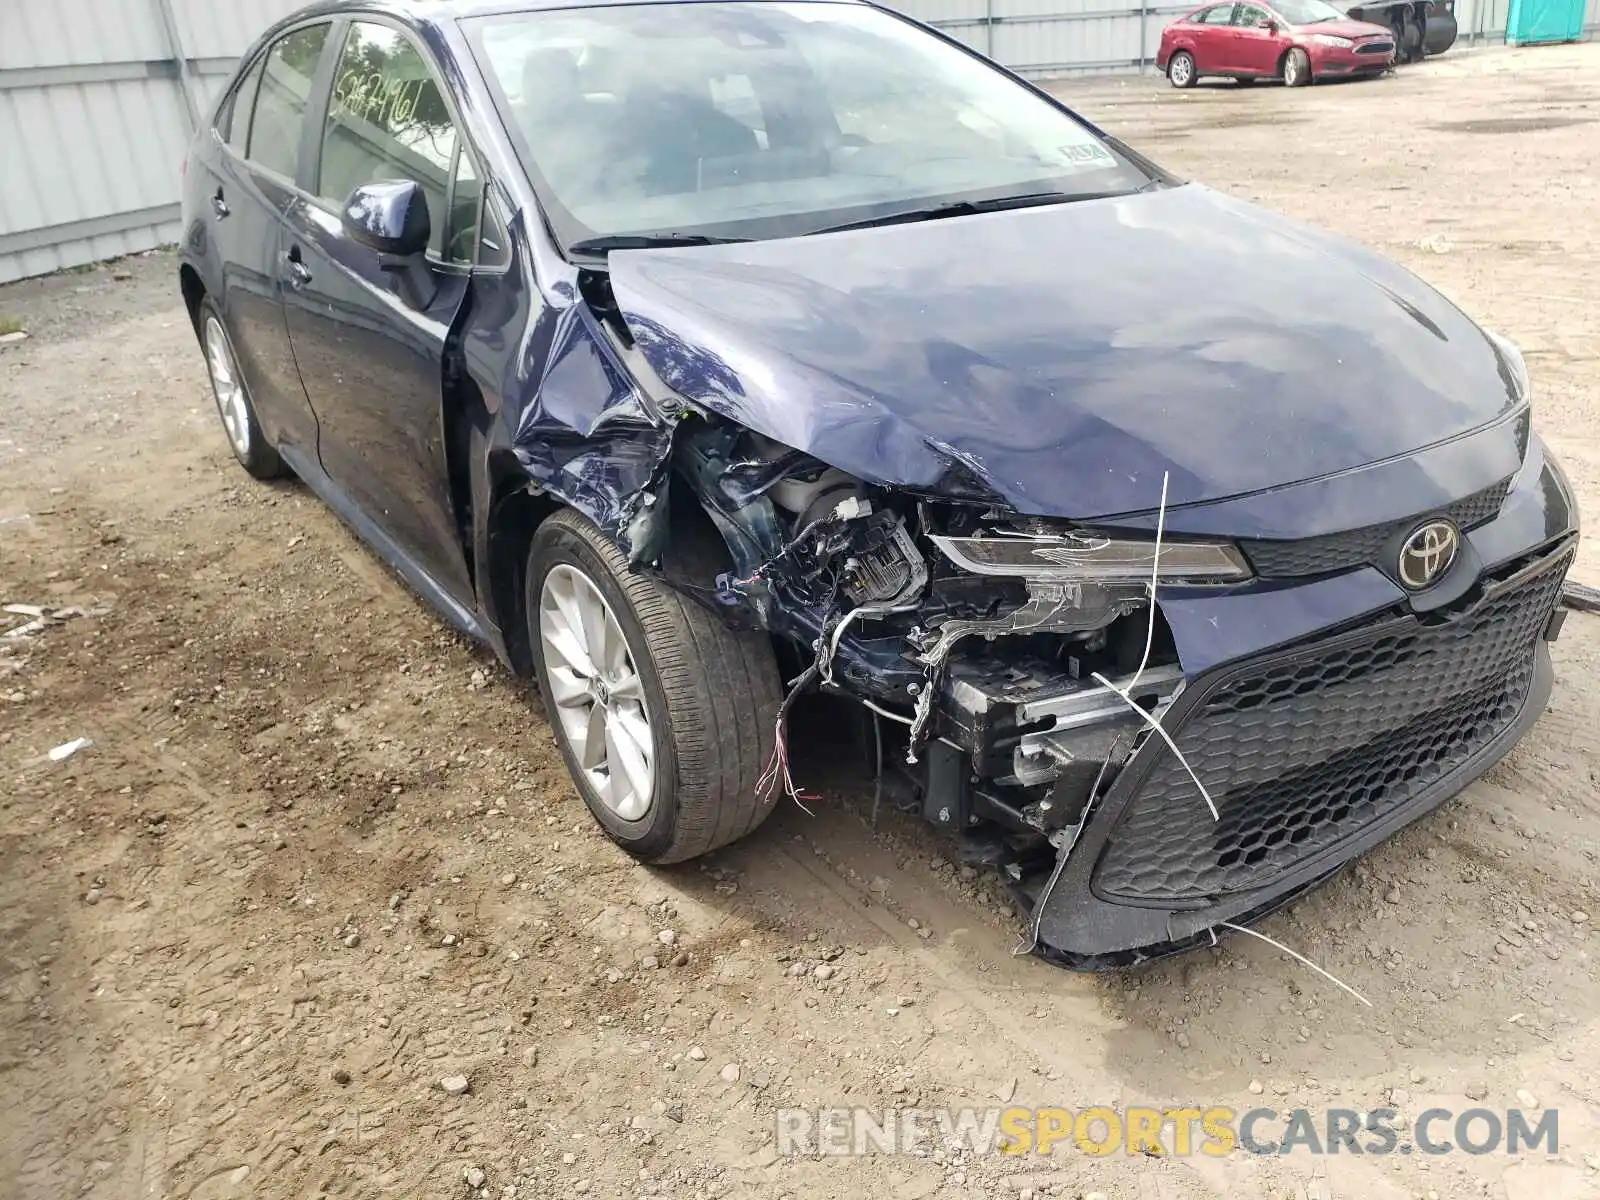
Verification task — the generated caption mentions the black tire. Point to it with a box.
[1167,51,1198,89]
[526,508,781,864]
[196,297,285,480]
[1283,47,1312,87]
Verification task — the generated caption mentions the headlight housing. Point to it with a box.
[1484,328,1531,405]
[1308,33,1354,46]
[931,532,1252,585]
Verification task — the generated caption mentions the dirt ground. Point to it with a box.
[3,41,1600,1200]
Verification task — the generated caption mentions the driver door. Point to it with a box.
[280,18,483,604]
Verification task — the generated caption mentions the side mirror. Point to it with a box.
[1265,18,1279,32]
[342,180,430,258]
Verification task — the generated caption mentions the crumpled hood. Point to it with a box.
[608,184,1521,519]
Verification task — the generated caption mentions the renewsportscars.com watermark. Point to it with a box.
[776,1106,1559,1158]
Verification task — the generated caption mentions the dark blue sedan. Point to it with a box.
[178,0,1579,967]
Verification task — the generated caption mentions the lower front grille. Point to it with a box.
[1356,39,1395,53]
[1094,545,1571,904]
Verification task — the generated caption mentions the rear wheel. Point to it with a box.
[1167,51,1197,88]
[1283,47,1312,86]
[197,298,284,479]
[526,508,781,864]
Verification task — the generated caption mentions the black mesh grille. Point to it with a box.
[1094,547,1571,904]
[1241,478,1511,579]
[1355,39,1394,53]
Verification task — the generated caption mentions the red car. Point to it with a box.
[1157,0,1396,88]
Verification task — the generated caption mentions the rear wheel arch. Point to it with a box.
[179,264,207,334]
[1168,48,1199,87]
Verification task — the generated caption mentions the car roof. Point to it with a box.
[281,0,861,26]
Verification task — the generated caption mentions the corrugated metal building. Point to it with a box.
[0,0,304,283]
[1,0,1596,283]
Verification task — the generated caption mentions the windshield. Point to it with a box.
[1269,0,1347,23]
[466,2,1153,251]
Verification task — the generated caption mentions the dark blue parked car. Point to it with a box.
[179,0,1578,966]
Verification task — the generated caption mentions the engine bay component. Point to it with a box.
[842,516,923,605]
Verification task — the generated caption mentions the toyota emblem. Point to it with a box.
[1397,520,1459,590]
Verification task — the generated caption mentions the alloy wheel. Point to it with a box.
[538,563,656,821]
[204,316,252,458]
[1170,54,1193,86]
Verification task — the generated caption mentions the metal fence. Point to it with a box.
[0,0,304,283]
[1,0,1597,283]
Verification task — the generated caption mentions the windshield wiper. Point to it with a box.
[805,190,1124,236]
[567,233,750,256]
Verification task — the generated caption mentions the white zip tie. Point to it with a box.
[1087,469,1221,821]
[859,697,914,726]
[1089,670,1220,821]
[1220,921,1373,1008]
[1128,470,1169,692]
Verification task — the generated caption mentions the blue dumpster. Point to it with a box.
[1506,0,1586,44]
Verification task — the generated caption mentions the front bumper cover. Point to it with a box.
[1026,536,1573,970]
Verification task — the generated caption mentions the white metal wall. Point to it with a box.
[0,0,305,283]
[2,0,1598,282]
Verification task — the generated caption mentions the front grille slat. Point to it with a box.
[1241,477,1511,579]
[1093,547,1571,904]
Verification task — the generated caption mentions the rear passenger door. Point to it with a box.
[201,21,333,458]
[280,18,482,604]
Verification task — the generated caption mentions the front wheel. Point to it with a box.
[1167,51,1197,88]
[526,509,781,864]
[1283,47,1312,87]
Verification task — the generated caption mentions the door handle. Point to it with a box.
[283,248,312,289]
[211,189,230,219]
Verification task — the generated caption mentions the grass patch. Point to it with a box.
[0,315,24,336]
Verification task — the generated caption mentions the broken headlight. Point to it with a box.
[930,532,1251,584]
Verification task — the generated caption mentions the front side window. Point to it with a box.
[468,2,1153,250]
[317,21,475,262]
[1234,5,1271,25]
[248,23,331,179]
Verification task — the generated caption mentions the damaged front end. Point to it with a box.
[663,416,1268,955]
[661,419,1575,971]
[508,241,1575,971]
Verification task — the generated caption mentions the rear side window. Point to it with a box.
[248,23,332,180]
[1196,5,1236,21]
[316,22,471,261]
[223,55,265,152]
